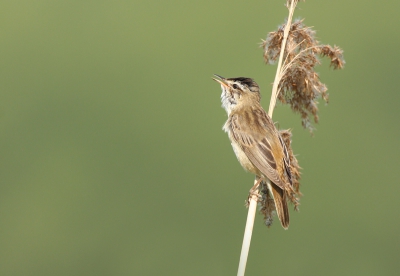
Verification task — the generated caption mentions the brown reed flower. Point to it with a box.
[262,19,345,131]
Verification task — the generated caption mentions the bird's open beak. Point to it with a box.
[212,74,229,88]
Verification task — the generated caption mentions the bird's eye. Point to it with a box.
[232,84,238,89]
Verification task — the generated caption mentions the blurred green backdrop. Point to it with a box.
[0,1,399,275]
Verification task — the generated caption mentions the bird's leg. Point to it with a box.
[245,176,263,207]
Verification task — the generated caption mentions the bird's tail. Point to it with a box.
[268,182,290,229]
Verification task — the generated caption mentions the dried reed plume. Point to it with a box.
[262,18,345,131]
[238,1,344,275]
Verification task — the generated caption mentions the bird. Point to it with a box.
[213,74,298,229]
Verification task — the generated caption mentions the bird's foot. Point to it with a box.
[245,177,263,207]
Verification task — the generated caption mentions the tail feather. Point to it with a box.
[268,182,290,229]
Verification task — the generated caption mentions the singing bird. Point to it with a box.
[213,74,297,229]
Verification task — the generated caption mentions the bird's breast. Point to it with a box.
[230,139,260,176]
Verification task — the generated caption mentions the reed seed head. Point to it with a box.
[262,19,345,132]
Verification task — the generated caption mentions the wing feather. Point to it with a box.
[279,134,293,185]
[229,112,287,190]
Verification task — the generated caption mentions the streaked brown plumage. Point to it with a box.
[213,74,297,229]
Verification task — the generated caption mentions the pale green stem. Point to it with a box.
[237,1,298,276]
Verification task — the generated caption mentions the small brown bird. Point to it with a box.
[213,74,297,229]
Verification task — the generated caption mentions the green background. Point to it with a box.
[0,1,399,275]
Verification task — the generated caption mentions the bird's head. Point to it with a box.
[213,74,261,115]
